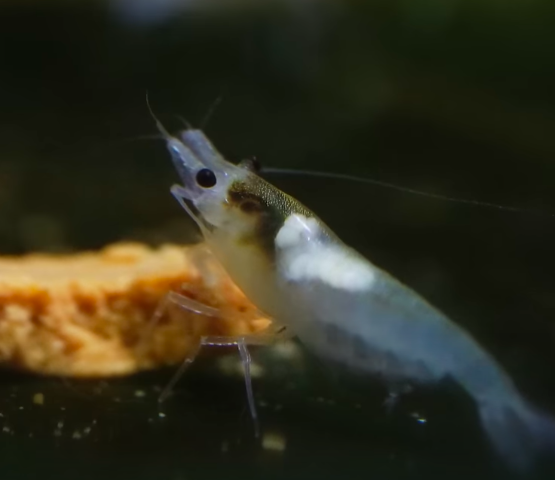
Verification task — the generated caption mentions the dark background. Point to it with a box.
[0,1,555,479]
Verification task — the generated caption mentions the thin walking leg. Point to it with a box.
[238,338,259,438]
[138,290,219,355]
[158,342,202,403]
[149,291,286,436]
[200,335,268,438]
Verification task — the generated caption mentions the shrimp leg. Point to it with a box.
[148,289,286,437]
[137,290,220,354]
[159,333,268,437]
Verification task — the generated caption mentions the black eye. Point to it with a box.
[196,168,217,188]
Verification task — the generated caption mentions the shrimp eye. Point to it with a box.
[196,168,217,188]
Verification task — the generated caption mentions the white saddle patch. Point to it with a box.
[276,214,376,292]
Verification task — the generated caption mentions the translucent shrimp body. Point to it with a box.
[163,128,555,472]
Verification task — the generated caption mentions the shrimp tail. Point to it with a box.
[453,345,555,472]
[477,393,555,472]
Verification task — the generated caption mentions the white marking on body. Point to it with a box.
[275,214,320,248]
[276,214,376,292]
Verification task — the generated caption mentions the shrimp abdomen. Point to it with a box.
[476,393,555,472]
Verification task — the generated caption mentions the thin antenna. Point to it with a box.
[145,90,172,138]
[262,167,554,218]
[174,114,193,130]
[118,133,165,144]
[199,93,224,131]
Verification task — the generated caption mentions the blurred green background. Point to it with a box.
[1,1,555,479]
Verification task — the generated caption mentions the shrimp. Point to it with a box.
[156,120,555,472]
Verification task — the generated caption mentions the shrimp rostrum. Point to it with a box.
[158,121,555,472]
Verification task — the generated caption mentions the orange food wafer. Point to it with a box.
[0,242,271,377]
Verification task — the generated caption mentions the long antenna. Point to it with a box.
[199,93,224,131]
[262,167,553,218]
[174,114,193,130]
[145,90,172,138]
